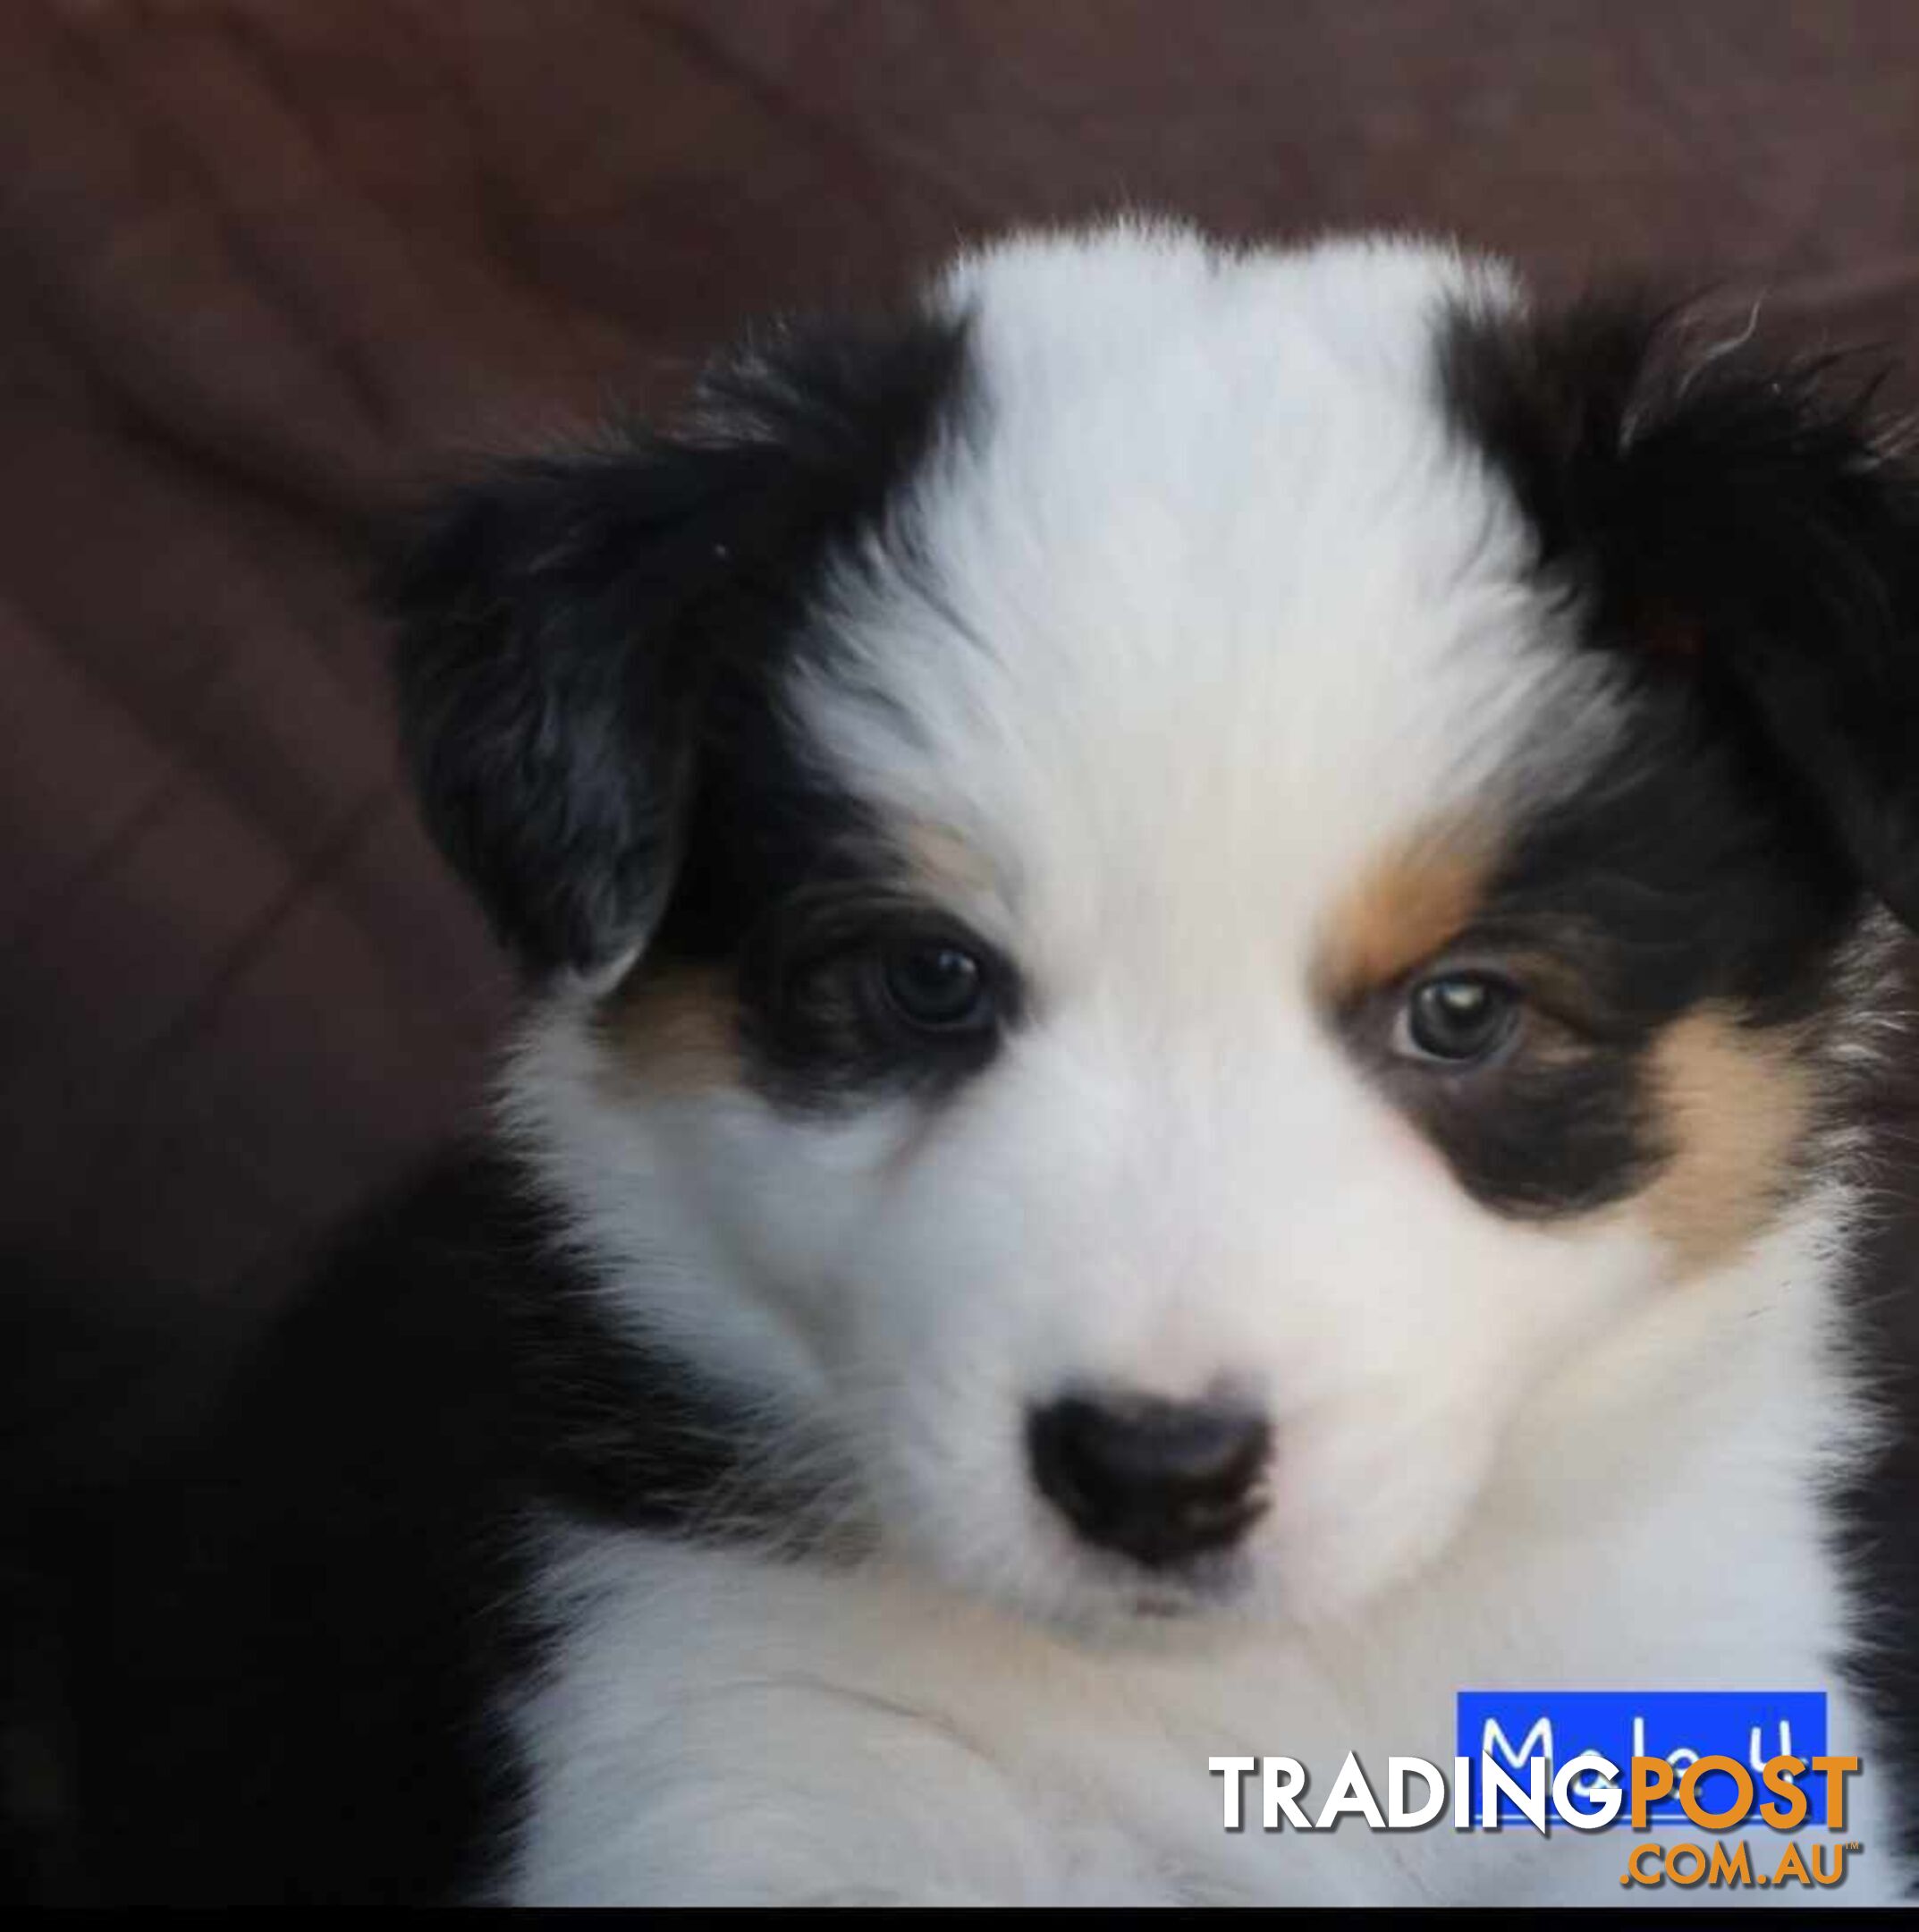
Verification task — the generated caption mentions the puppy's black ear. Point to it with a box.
[1445,296,1919,928]
[388,315,966,974]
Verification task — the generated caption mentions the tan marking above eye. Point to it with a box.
[900,822,1002,902]
[1315,822,1495,1006]
[1638,1007,1815,1276]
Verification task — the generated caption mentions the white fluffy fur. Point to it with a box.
[495,224,1907,1902]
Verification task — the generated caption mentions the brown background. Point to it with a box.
[5,2,1919,1407]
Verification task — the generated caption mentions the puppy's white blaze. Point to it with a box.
[804,230,1619,992]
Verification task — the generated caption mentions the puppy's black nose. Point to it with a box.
[1027,1392,1271,1568]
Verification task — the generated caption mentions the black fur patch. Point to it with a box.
[389,311,970,977]
[43,1152,799,1904]
[731,895,1020,1109]
[391,306,1020,1111]
[1393,292,1919,1217]
[1440,292,1919,925]
[630,634,1024,1111]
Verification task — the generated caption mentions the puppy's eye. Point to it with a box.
[880,938,993,1033]
[1397,972,1519,1064]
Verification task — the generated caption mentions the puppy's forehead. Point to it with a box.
[794,227,1619,975]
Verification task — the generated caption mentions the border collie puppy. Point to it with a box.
[59,222,1919,1903]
